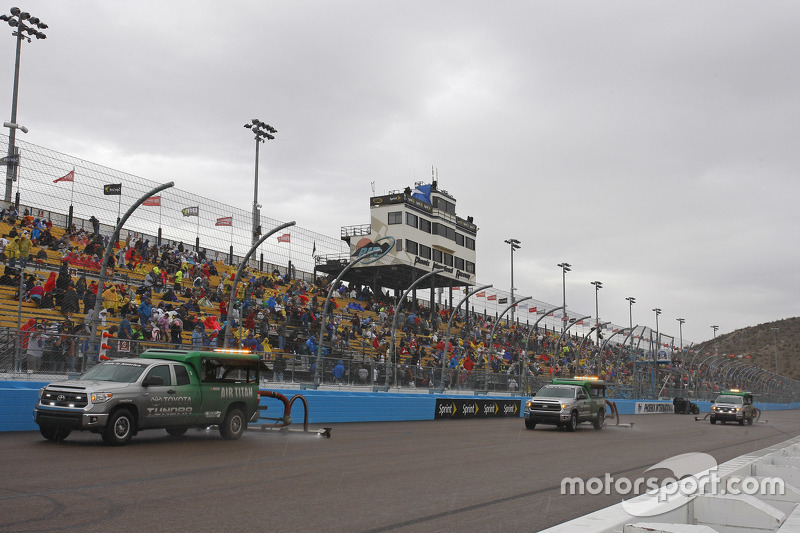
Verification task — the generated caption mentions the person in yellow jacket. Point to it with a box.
[17,233,31,270]
[5,236,19,266]
[102,285,120,315]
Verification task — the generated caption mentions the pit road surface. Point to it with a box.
[3,410,800,532]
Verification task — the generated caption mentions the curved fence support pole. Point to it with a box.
[436,284,492,393]
[549,315,591,373]
[485,295,531,393]
[223,221,296,348]
[386,268,445,388]
[313,248,383,386]
[88,181,175,367]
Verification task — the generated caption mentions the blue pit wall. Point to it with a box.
[3,380,799,432]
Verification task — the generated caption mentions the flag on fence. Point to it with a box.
[312,241,316,256]
[475,291,485,298]
[142,196,161,206]
[277,233,290,243]
[53,170,74,183]
[487,294,497,301]
[0,154,19,165]
[103,183,122,195]
[498,297,508,304]
[215,216,233,227]
[528,307,537,313]
[181,206,199,217]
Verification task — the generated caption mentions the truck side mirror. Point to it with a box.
[143,375,165,387]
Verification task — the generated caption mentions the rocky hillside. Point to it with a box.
[690,317,800,381]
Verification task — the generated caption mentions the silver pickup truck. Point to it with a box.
[524,378,607,431]
[33,350,262,445]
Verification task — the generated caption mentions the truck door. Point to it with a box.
[141,364,199,428]
[140,364,175,428]
[576,389,591,419]
[171,363,202,427]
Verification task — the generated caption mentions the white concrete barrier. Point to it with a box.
[542,435,800,533]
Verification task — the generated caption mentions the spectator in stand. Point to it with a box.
[16,232,31,270]
[26,325,46,372]
[333,360,345,385]
[5,235,19,268]
[273,353,286,382]
[28,279,44,305]
[191,325,203,349]
[43,271,57,293]
[242,333,259,353]
[169,317,183,346]
[138,297,152,328]
[102,285,120,316]
[89,215,99,235]
[118,314,133,340]
[83,281,97,313]
[0,234,8,264]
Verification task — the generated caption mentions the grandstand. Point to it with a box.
[0,135,796,402]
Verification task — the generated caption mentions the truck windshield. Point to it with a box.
[536,386,576,399]
[716,395,743,404]
[81,362,148,383]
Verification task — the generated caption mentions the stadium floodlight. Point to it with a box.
[591,281,603,346]
[244,118,277,245]
[504,238,520,323]
[557,262,571,332]
[2,6,47,204]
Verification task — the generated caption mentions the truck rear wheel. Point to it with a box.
[103,408,134,446]
[592,408,605,430]
[219,408,246,440]
[166,427,189,437]
[40,425,71,442]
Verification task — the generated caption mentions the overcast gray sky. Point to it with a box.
[4,1,799,345]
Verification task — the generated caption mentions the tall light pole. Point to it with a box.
[557,262,571,332]
[652,308,661,365]
[676,318,685,359]
[244,119,277,245]
[504,238,520,324]
[770,327,779,374]
[1,7,46,204]
[590,280,602,346]
[626,296,636,332]
[711,325,719,355]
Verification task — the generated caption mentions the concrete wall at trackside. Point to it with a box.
[2,381,799,432]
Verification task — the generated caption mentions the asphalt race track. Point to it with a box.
[2,410,800,532]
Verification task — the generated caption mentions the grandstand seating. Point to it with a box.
[0,208,615,385]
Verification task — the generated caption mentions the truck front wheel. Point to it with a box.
[219,408,246,440]
[103,409,135,446]
[566,411,578,432]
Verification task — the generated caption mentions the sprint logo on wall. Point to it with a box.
[435,398,521,419]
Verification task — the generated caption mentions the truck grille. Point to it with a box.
[530,402,561,411]
[40,388,89,408]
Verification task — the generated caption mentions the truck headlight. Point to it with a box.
[735,408,740,412]
[91,392,113,403]
[561,403,569,410]
[711,406,717,411]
